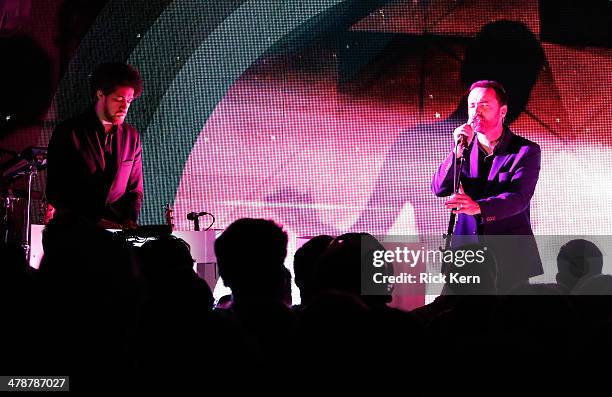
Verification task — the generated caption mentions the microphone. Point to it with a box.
[459,115,477,147]
[457,133,467,148]
[187,211,208,220]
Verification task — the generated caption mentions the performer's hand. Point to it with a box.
[444,184,481,215]
[121,219,139,230]
[453,123,474,157]
[44,203,56,225]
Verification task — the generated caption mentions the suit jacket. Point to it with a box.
[432,126,543,287]
[46,108,143,223]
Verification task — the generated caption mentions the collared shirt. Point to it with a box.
[476,129,505,186]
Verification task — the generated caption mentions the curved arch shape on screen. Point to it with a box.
[49,0,384,224]
[137,0,351,223]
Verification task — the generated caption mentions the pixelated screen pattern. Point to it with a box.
[99,0,605,298]
[164,2,612,242]
[39,1,610,298]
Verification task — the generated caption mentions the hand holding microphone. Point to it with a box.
[453,117,475,158]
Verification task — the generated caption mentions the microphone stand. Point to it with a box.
[22,162,37,261]
[442,138,466,253]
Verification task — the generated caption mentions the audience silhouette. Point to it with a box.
[556,239,604,293]
[0,216,611,387]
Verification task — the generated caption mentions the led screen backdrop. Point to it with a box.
[48,0,612,294]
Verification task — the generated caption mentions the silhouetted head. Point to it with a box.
[214,218,288,302]
[39,215,140,324]
[40,215,136,279]
[137,234,215,311]
[556,239,603,291]
[294,235,334,305]
[314,232,392,307]
[139,235,195,278]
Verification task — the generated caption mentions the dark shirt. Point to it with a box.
[474,130,504,231]
[99,125,118,194]
[476,144,494,186]
[46,107,143,223]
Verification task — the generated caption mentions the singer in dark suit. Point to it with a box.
[432,80,543,292]
[46,63,144,229]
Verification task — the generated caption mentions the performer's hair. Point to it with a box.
[469,80,508,107]
[90,63,143,99]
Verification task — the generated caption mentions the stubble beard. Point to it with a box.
[104,99,125,125]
